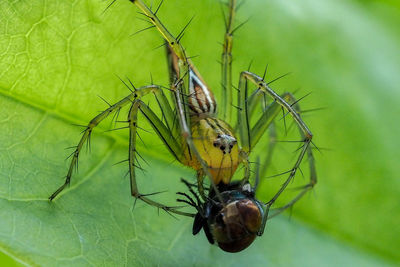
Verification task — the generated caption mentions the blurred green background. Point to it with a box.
[0,0,399,266]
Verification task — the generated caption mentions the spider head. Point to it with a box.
[192,182,265,253]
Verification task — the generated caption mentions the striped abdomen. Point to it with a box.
[166,45,217,116]
[187,68,217,115]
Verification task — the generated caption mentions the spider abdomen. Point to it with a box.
[187,68,217,115]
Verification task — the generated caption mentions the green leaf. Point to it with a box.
[0,0,398,266]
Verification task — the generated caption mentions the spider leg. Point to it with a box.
[127,99,195,217]
[266,93,317,219]
[259,123,277,178]
[236,81,283,186]
[49,86,144,200]
[49,85,181,201]
[221,0,237,122]
[248,92,316,216]
[249,72,311,132]
[195,172,207,201]
[236,71,316,235]
[132,0,187,63]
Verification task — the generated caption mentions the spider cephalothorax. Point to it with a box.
[49,0,317,253]
[187,118,240,184]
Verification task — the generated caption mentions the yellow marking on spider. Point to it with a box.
[183,118,240,185]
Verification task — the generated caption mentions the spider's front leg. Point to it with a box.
[236,71,317,234]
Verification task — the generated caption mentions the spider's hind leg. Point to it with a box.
[127,99,195,217]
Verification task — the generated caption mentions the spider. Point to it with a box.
[49,0,317,253]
